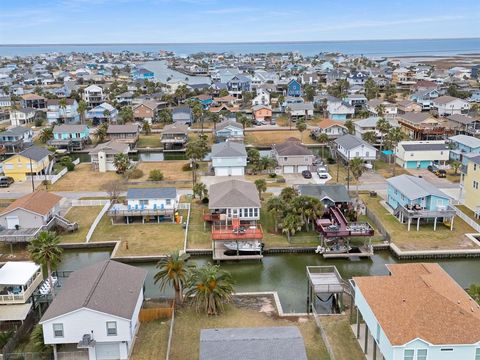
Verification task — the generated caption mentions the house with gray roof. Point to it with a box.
[106,124,139,149]
[172,106,193,125]
[89,140,129,172]
[334,134,377,163]
[200,327,308,360]
[449,135,480,164]
[0,126,33,153]
[298,184,351,206]
[211,141,247,176]
[10,108,36,127]
[40,260,147,360]
[395,140,449,169]
[161,123,188,151]
[49,124,90,151]
[272,138,315,174]
[215,120,244,142]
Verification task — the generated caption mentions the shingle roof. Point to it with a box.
[209,180,260,209]
[88,140,129,155]
[211,141,247,158]
[449,135,480,149]
[317,119,347,130]
[399,112,436,124]
[40,260,147,322]
[200,327,307,360]
[18,146,52,162]
[273,138,313,156]
[433,95,464,105]
[127,187,177,199]
[162,123,189,134]
[107,124,139,134]
[334,134,375,151]
[400,142,449,152]
[216,120,243,132]
[354,263,480,346]
[0,126,31,136]
[1,191,61,216]
[53,124,88,134]
[386,174,448,200]
[298,184,351,203]
[447,114,476,125]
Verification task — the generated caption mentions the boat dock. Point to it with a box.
[322,246,373,259]
[212,241,263,262]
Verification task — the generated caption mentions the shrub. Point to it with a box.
[201,197,209,204]
[268,173,277,178]
[34,118,44,127]
[276,177,286,183]
[47,146,57,153]
[327,157,336,164]
[59,156,75,171]
[127,168,144,180]
[182,163,199,171]
[65,162,75,171]
[149,169,164,181]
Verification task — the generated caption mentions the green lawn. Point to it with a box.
[137,134,161,148]
[374,160,410,178]
[187,201,212,249]
[456,205,480,225]
[361,194,478,251]
[60,206,103,243]
[319,315,365,360]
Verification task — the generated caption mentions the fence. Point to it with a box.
[455,207,480,233]
[1,311,38,359]
[139,305,174,323]
[85,201,111,242]
[71,199,109,207]
[26,167,68,185]
[72,158,80,166]
[179,202,191,252]
[365,206,391,243]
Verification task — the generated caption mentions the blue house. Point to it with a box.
[49,124,90,150]
[386,174,455,231]
[286,79,302,97]
[132,68,155,81]
[449,134,480,164]
[226,75,251,96]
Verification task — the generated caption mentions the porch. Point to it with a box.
[394,204,456,231]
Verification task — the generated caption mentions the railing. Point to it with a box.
[211,224,263,240]
[0,216,78,243]
[107,207,175,217]
[71,199,108,207]
[396,204,457,219]
[0,272,43,305]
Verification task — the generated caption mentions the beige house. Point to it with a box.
[89,140,130,172]
[272,138,315,174]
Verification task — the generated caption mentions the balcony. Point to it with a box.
[211,224,263,241]
[0,264,43,304]
[107,203,175,217]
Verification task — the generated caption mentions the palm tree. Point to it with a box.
[113,153,130,174]
[58,98,67,124]
[78,100,88,125]
[254,179,267,200]
[158,109,173,124]
[95,123,108,143]
[344,119,355,134]
[39,128,53,144]
[266,196,284,233]
[385,127,406,176]
[142,121,151,135]
[316,133,330,159]
[236,112,251,129]
[375,104,386,118]
[296,120,307,142]
[28,231,63,297]
[192,182,208,199]
[154,251,191,305]
[185,134,209,185]
[362,131,377,145]
[451,160,461,175]
[281,213,303,242]
[349,157,365,199]
[103,109,111,123]
[280,186,298,203]
[209,112,220,131]
[184,263,234,315]
[376,117,391,152]
[30,325,52,354]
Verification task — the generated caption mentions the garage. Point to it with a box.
[283,166,295,174]
[95,343,120,360]
[215,167,230,176]
[230,167,244,176]
[297,166,309,173]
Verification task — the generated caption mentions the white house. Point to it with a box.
[10,108,35,126]
[311,119,348,140]
[215,120,244,142]
[352,263,480,360]
[40,260,147,360]
[366,99,397,118]
[46,99,80,124]
[252,89,270,106]
[395,141,450,169]
[82,84,105,108]
[334,134,377,163]
[211,141,247,176]
[432,95,470,116]
[288,102,314,119]
[89,141,130,172]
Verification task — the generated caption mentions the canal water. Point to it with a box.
[59,249,480,313]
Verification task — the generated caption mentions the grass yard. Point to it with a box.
[137,134,161,148]
[90,214,185,256]
[445,171,462,183]
[168,305,329,360]
[319,315,364,360]
[361,194,478,251]
[189,132,214,145]
[244,130,317,146]
[135,160,196,182]
[131,319,170,360]
[187,201,212,249]
[50,163,121,191]
[456,205,480,225]
[374,160,409,179]
[327,162,358,185]
[60,206,103,243]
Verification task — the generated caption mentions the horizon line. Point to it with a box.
[1,36,480,47]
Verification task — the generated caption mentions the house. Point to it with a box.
[0,96,12,108]
[10,108,36,126]
[191,94,213,109]
[108,188,177,224]
[311,119,348,139]
[132,67,154,80]
[392,67,415,84]
[354,116,381,142]
[252,89,270,106]
[82,84,105,108]
[199,327,308,360]
[107,124,139,149]
[161,123,188,152]
[353,263,480,360]
[49,124,90,151]
[396,100,422,114]
[334,134,377,163]
[89,141,130,172]
[40,260,147,360]
[46,99,80,124]
[115,91,134,106]
[301,72,320,85]
[447,114,480,136]
[286,79,302,97]
[3,146,53,181]
[211,141,247,176]
[462,155,480,215]
[20,93,46,109]
[172,106,193,126]
[366,99,397,118]
[432,95,470,116]
[327,100,355,120]
[226,75,251,96]
[0,126,33,153]
[215,120,244,142]
[344,94,367,108]
[387,175,455,231]
[132,100,159,124]
[87,103,118,125]
[298,184,351,207]
[397,112,450,140]
[410,88,439,110]
[395,140,450,169]
[272,138,315,174]
[252,105,273,122]
[288,102,314,119]
[449,135,480,164]
[347,71,369,86]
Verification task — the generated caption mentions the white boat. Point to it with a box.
[224,241,262,252]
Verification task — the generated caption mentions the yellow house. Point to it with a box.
[463,155,480,215]
[3,146,53,181]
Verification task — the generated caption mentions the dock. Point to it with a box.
[212,241,263,262]
[322,246,373,259]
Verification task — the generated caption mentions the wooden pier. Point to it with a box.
[212,241,263,262]
[322,246,373,259]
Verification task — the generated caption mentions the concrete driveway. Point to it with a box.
[283,172,331,186]
[407,169,458,188]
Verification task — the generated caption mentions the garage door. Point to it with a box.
[6,216,19,230]
[95,343,120,360]
[283,166,295,174]
[230,167,244,176]
[215,167,229,176]
[297,166,308,173]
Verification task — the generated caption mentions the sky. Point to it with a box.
[1,0,480,44]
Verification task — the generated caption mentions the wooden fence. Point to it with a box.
[139,303,174,323]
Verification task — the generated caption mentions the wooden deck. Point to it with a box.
[212,241,263,262]
[211,225,263,241]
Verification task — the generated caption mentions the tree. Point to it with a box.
[385,127,406,175]
[296,120,307,142]
[292,195,323,231]
[78,100,88,124]
[345,119,355,134]
[349,157,365,199]
[218,89,229,97]
[467,284,480,303]
[254,179,267,200]
[103,109,111,122]
[113,153,130,174]
[280,186,298,203]
[39,127,53,143]
[364,77,379,100]
[142,121,151,135]
[154,251,192,305]
[30,325,52,354]
[119,106,134,123]
[247,148,261,169]
[375,104,386,118]
[266,196,284,233]
[236,112,251,129]
[327,79,349,99]
[384,84,397,102]
[304,84,315,101]
[184,263,234,315]
[281,213,303,242]
[316,133,330,159]
[185,134,209,184]
[158,109,172,124]
[95,122,108,142]
[209,112,220,131]
[451,160,461,175]
[102,180,125,202]
[58,98,67,123]
[191,102,204,131]
[362,131,377,144]
[174,85,189,104]
[28,231,63,297]
[193,182,208,199]
[376,117,391,152]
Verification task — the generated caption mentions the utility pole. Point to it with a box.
[29,157,35,192]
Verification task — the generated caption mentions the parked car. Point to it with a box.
[0,176,14,188]
[302,170,312,179]
[427,165,434,172]
[318,173,329,179]
[435,169,447,178]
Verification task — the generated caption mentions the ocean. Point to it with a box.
[1,38,480,57]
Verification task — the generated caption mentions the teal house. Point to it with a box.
[49,124,90,151]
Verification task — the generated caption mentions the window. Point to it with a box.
[106,321,117,336]
[403,349,414,360]
[417,349,427,360]
[253,208,259,217]
[53,323,64,338]
[139,199,149,206]
[475,348,480,360]
[249,208,253,217]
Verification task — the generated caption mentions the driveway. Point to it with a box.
[407,169,459,188]
[283,173,331,186]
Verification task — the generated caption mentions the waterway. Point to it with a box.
[58,249,480,314]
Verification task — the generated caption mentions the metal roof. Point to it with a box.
[386,175,449,201]
[127,187,177,199]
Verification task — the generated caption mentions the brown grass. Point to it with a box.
[245,130,316,146]
[319,315,364,360]
[50,163,121,191]
[136,161,193,182]
[60,206,103,243]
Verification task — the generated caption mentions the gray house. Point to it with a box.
[298,184,351,207]
[172,106,193,125]
[0,126,33,153]
[215,120,244,142]
[211,141,247,176]
[272,138,315,174]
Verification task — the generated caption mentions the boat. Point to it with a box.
[224,241,262,252]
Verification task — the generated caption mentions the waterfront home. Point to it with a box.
[49,124,90,151]
[327,99,355,120]
[397,112,451,140]
[115,91,134,106]
[161,123,188,152]
[10,108,36,127]
[395,140,449,169]
[3,146,52,181]
[432,95,470,116]
[131,67,154,80]
[366,99,397,118]
[89,141,129,173]
[352,263,480,360]
[272,138,315,174]
[298,184,351,207]
[86,103,118,125]
[172,106,193,126]
[392,67,415,85]
[344,94,367,109]
[286,79,302,97]
[311,119,348,139]
[0,126,33,154]
[226,75,251,96]
[354,116,383,143]
[82,84,105,108]
[387,174,455,231]
[447,114,480,136]
[213,95,238,107]
[211,141,247,176]
[40,260,147,360]
[106,124,139,149]
[200,327,307,360]
[252,105,273,122]
[301,71,320,85]
[462,155,480,216]
[396,100,422,114]
[347,70,369,86]
[334,134,377,163]
[449,135,480,163]
[288,102,314,119]
[46,99,79,124]
[0,95,12,108]
[108,187,177,224]
[0,262,44,326]
[132,100,159,124]
[20,93,46,109]
[215,120,244,142]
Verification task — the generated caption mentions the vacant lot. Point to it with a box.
[135,161,193,182]
[245,130,316,146]
[60,206,103,243]
[50,163,121,191]
[187,201,211,249]
[374,160,409,178]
